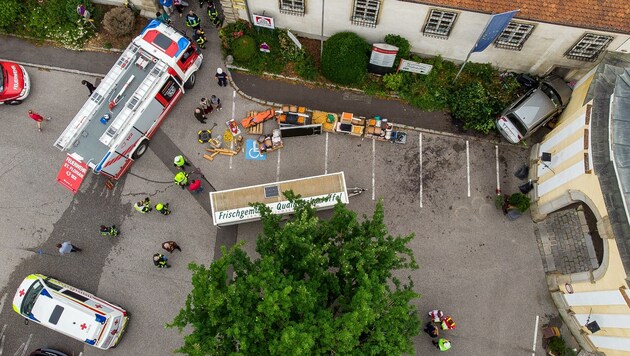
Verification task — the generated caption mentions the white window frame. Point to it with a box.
[494,21,534,51]
[565,33,614,62]
[279,0,305,16]
[423,9,457,39]
[351,0,380,28]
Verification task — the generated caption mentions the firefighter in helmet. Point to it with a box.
[193,28,207,49]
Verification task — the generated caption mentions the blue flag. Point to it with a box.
[472,10,519,53]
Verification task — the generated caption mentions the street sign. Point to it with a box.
[369,43,398,68]
[252,14,275,29]
[286,30,302,49]
[56,154,88,194]
[398,59,433,75]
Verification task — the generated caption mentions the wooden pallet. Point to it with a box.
[245,111,264,134]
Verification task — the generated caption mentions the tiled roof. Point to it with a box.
[408,0,630,34]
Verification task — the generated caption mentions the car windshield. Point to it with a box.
[22,280,44,315]
[0,66,4,92]
[506,113,528,136]
[540,82,561,108]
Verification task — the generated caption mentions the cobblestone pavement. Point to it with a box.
[535,207,599,274]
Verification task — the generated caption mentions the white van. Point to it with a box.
[12,274,129,349]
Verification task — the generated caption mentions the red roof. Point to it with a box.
[410,0,630,34]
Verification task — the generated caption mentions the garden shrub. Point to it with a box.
[321,32,370,85]
[103,7,135,37]
[295,53,318,81]
[384,34,411,66]
[508,192,531,212]
[278,30,304,62]
[383,73,404,92]
[231,35,257,63]
[450,81,495,133]
[399,55,456,111]
[0,0,22,30]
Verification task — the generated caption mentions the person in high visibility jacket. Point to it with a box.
[134,197,152,213]
[185,10,201,30]
[432,338,451,351]
[100,225,119,236]
[155,202,171,215]
[153,253,170,268]
[441,316,456,330]
[173,155,190,170]
[207,3,220,28]
[193,28,207,49]
[174,171,189,188]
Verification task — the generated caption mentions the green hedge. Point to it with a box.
[321,32,370,85]
[1,0,95,48]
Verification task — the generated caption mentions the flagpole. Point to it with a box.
[454,12,495,82]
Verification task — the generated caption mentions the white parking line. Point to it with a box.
[229,140,233,170]
[276,149,281,182]
[495,145,501,195]
[466,140,470,197]
[532,315,540,355]
[372,139,376,200]
[419,133,423,208]
[324,132,329,174]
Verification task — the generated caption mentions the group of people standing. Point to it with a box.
[157,0,221,49]
[194,93,222,123]
[424,309,457,352]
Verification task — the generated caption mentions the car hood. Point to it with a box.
[0,61,26,98]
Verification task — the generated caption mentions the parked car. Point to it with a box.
[29,349,69,356]
[13,274,129,350]
[496,75,572,143]
[0,61,30,104]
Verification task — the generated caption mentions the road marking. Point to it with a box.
[324,132,329,174]
[419,133,423,208]
[0,324,6,355]
[0,294,6,314]
[372,139,375,200]
[532,315,540,355]
[276,149,281,182]
[495,145,501,195]
[466,140,470,197]
[231,90,236,121]
[229,140,233,169]
[230,90,236,170]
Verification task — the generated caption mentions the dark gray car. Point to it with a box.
[496,75,572,143]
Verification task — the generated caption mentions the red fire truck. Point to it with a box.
[55,20,202,181]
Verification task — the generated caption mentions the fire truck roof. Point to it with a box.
[139,20,189,59]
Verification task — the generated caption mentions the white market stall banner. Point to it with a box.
[253,14,275,29]
[214,192,347,225]
[398,59,433,75]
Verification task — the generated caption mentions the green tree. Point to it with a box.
[169,192,421,355]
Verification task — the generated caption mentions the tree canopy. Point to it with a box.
[168,192,421,355]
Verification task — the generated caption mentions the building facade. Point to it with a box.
[529,52,630,355]
[220,0,630,80]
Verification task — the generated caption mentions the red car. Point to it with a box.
[0,61,30,105]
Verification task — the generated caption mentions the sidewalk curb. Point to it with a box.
[0,58,106,78]
[225,65,518,147]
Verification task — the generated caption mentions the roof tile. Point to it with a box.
[409,0,630,34]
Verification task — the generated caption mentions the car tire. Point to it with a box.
[132,140,149,159]
[8,100,22,105]
[184,72,196,89]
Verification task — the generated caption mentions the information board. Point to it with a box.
[56,154,88,194]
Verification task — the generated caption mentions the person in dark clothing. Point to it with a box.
[185,10,201,30]
[215,68,227,87]
[207,2,221,28]
[194,107,207,123]
[162,241,182,253]
[424,322,439,338]
[81,80,96,96]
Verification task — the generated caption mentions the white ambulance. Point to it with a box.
[54,20,202,180]
[13,274,129,349]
